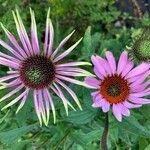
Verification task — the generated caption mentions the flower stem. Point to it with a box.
[101,112,109,150]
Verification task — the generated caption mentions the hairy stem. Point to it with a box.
[101,112,109,150]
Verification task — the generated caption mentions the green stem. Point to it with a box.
[101,112,109,150]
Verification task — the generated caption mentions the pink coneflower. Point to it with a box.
[85,51,150,121]
[0,9,93,126]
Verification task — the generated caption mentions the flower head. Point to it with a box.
[85,51,150,121]
[0,8,93,126]
[130,27,150,63]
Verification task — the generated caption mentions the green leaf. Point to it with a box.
[63,109,97,125]
[0,124,37,144]
[118,116,150,138]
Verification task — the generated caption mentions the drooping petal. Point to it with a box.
[0,84,24,102]
[55,79,82,110]
[37,90,47,126]
[43,88,56,124]
[16,89,29,113]
[34,90,42,126]
[1,88,29,110]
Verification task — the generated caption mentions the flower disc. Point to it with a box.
[19,55,55,89]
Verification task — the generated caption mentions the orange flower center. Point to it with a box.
[100,74,130,104]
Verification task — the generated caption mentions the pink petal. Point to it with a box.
[121,60,134,77]
[128,96,150,104]
[105,51,116,74]
[123,101,142,108]
[101,100,110,112]
[125,63,150,79]
[84,77,100,88]
[112,104,122,122]
[117,51,128,74]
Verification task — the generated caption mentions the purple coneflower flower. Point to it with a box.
[0,9,93,126]
[85,51,150,121]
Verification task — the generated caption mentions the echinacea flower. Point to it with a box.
[85,51,150,121]
[0,9,93,126]
[129,27,150,63]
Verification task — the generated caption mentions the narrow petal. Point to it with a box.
[30,8,40,55]
[15,10,33,55]
[51,30,75,58]
[0,57,19,69]
[1,88,29,110]
[55,79,82,110]
[0,23,28,58]
[38,90,47,126]
[0,74,19,82]
[43,88,56,124]
[112,104,122,122]
[56,75,96,89]
[34,90,42,126]
[44,8,50,57]
[117,51,128,74]
[0,39,24,60]
[56,67,94,77]
[84,77,100,88]
[105,51,116,74]
[47,19,54,57]
[0,84,24,102]
[16,89,29,113]
[0,51,21,63]
[56,62,91,67]
[53,38,82,62]
[52,83,68,115]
